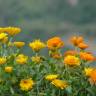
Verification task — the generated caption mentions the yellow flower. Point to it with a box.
[0,33,8,40]
[14,42,25,48]
[16,54,28,64]
[45,74,59,81]
[51,79,68,89]
[64,55,80,66]
[29,40,45,52]
[20,78,34,91]
[4,27,21,36]
[2,36,8,44]
[0,27,5,33]
[47,37,64,50]
[84,68,94,76]
[5,66,13,73]
[31,56,41,63]
[0,57,6,65]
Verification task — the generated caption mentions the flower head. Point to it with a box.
[71,36,83,46]
[45,74,59,81]
[16,54,28,64]
[78,42,88,50]
[84,68,94,76]
[14,41,25,48]
[64,50,78,56]
[5,66,13,73]
[51,79,68,89]
[0,57,6,65]
[20,78,34,91]
[4,27,21,36]
[64,55,80,66]
[0,33,8,41]
[80,52,94,61]
[29,40,45,52]
[47,37,64,50]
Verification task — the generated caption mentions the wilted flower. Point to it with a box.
[14,41,25,48]
[51,79,68,89]
[29,40,45,52]
[64,55,80,66]
[20,78,34,91]
[45,74,59,81]
[5,66,13,73]
[4,27,21,36]
[16,54,28,64]
[47,37,64,50]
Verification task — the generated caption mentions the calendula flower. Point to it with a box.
[45,74,59,81]
[20,78,34,91]
[89,69,96,85]
[16,54,28,64]
[29,40,45,52]
[64,50,78,56]
[47,37,64,50]
[31,56,42,63]
[84,68,94,76]
[5,66,13,73]
[14,41,25,48]
[0,57,6,65]
[4,27,21,36]
[80,52,94,61]
[64,55,80,66]
[51,79,68,89]
[71,36,83,46]
[78,42,88,50]
[0,33,8,41]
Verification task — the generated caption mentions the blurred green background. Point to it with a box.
[0,0,95,55]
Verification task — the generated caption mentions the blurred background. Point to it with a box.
[0,0,96,55]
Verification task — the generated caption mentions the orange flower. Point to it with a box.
[64,50,78,56]
[89,69,96,85]
[80,52,94,61]
[78,42,88,50]
[64,55,80,66]
[47,37,64,50]
[71,36,83,46]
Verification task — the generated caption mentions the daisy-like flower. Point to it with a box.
[0,57,6,65]
[29,40,45,52]
[5,66,13,73]
[14,41,25,48]
[64,55,80,66]
[47,37,64,50]
[51,79,68,89]
[4,27,21,36]
[45,74,59,81]
[16,54,28,64]
[20,78,34,91]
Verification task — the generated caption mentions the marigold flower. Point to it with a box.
[64,50,78,56]
[20,78,34,91]
[78,42,88,50]
[47,37,64,50]
[4,27,21,36]
[89,69,96,85]
[80,52,94,61]
[71,36,83,46]
[45,74,59,81]
[64,55,80,66]
[84,68,94,76]
[0,33,8,41]
[29,40,45,52]
[16,54,28,64]
[31,56,42,63]
[14,42,25,48]
[5,66,13,73]
[0,57,6,65]
[51,79,68,89]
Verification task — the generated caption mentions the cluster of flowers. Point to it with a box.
[0,27,95,96]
